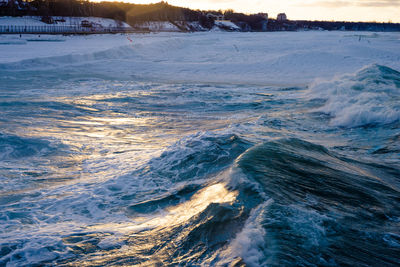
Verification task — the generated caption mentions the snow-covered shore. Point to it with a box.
[0,16,133,34]
[0,16,239,33]
[0,16,130,28]
[1,31,399,86]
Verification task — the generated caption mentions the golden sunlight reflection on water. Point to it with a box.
[89,183,237,233]
[74,183,237,265]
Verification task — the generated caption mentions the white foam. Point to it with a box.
[215,199,272,267]
[308,64,400,127]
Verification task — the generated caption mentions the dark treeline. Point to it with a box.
[1,0,400,31]
[224,9,267,31]
[267,19,400,32]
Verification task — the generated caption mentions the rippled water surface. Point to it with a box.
[1,43,400,266]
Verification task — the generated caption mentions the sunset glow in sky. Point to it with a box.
[122,0,400,22]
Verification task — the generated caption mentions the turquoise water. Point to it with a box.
[0,63,399,266]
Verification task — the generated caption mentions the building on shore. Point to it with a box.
[258,13,269,31]
[277,13,287,21]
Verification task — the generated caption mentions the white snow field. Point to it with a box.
[0,31,399,85]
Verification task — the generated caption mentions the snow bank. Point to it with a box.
[131,21,180,32]
[215,20,240,31]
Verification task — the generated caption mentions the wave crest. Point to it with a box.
[308,64,400,127]
[146,131,251,183]
[236,138,400,266]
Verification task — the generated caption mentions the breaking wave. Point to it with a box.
[235,138,400,266]
[308,64,400,127]
[1,127,400,266]
[61,138,400,266]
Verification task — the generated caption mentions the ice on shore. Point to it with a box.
[1,31,400,86]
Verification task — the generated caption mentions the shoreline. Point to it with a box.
[1,16,400,35]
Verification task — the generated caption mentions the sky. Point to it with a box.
[124,0,400,22]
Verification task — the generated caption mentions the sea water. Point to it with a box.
[0,34,399,266]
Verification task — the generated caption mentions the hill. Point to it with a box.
[1,0,400,32]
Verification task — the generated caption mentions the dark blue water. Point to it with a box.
[0,61,399,266]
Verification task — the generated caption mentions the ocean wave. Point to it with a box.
[1,135,399,266]
[144,131,251,183]
[236,138,400,266]
[85,168,265,266]
[112,131,251,206]
[213,199,272,267]
[112,137,400,266]
[308,64,400,127]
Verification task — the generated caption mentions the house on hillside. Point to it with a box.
[277,13,287,21]
[206,13,224,21]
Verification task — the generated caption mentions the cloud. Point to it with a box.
[301,0,400,8]
[357,0,400,7]
[315,1,354,7]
